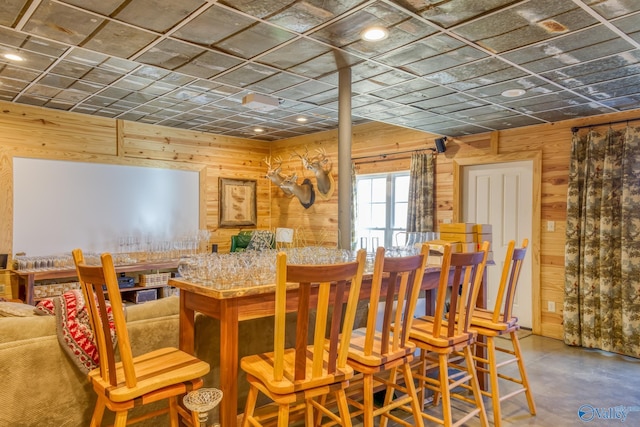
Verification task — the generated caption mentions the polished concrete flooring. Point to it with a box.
[357,334,640,427]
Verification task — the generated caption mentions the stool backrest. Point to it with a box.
[273,249,366,382]
[363,244,429,357]
[432,241,490,340]
[72,249,135,388]
[492,239,529,323]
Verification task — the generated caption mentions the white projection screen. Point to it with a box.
[13,157,199,256]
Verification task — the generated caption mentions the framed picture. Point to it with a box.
[219,178,257,228]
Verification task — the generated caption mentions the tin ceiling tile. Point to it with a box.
[611,14,640,44]
[136,39,206,70]
[452,0,598,53]
[585,0,640,19]
[214,23,297,59]
[404,0,520,28]
[82,21,158,58]
[172,6,254,46]
[211,63,278,87]
[506,37,633,75]
[542,50,640,88]
[532,102,614,121]
[257,38,331,71]
[288,50,363,78]
[22,0,105,45]
[600,94,640,110]
[1,0,639,139]
[176,51,244,79]
[0,0,30,26]
[246,72,308,93]
[59,0,123,17]
[266,0,364,32]
[113,0,205,33]
[310,1,411,47]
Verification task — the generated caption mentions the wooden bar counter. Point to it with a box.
[169,266,449,427]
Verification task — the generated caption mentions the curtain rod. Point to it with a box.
[352,147,436,162]
[571,117,640,133]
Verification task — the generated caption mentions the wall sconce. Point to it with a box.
[435,136,447,153]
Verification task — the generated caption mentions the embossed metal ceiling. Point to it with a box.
[1,0,639,140]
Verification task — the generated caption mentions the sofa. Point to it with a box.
[0,295,369,426]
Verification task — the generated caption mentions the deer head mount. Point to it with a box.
[292,147,335,200]
[264,156,315,208]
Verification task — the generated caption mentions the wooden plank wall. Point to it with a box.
[0,100,271,278]
[271,110,640,340]
[2,98,640,337]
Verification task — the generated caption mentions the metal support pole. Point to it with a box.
[338,66,352,250]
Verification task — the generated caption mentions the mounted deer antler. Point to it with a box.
[264,156,292,196]
[279,172,315,209]
[264,156,315,208]
[293,147,335,199]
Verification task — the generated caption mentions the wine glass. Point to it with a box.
[183,388,223,427]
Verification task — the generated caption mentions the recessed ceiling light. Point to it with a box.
[296,117,308,123]
[501,89,526,98]
[253,128,264,133]
[3,53,24,61]
[361,26,388,42]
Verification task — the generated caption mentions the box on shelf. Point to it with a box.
[139,272,171,287]
[33,282,80,299]
[439,223,475,233]
[473,224,492,234]
[117,274,135,289]
[160,286,179,298]
[439,232,475,243]
[459,242,477,252]
[124,288,157,303]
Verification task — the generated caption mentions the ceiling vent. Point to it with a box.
[242,93,280,112]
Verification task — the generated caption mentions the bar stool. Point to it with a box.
[470,239,536,426]
[240,250,366,427]
[409,242,490,427]
[344,244,429,427]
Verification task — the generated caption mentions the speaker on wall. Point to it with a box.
[435,136,447,153]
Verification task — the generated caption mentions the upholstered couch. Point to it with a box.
[0,296,281,426]
[0,294,368,426]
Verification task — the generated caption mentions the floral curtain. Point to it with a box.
[563,126,640,358]
[406,152,435,232]
[350,161,357,250]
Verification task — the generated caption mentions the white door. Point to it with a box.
[462,161,533,328]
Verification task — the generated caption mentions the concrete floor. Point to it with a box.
[359,334,640,427]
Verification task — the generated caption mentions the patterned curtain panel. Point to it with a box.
[406,152,435,232]
[564,126,640,358]
[350,162,357,250]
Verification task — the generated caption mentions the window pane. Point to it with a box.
[394,201,407,228]
[355,172,409,249]
[395,175,409,202]
[371,178,386,202]
[371,203,386,228]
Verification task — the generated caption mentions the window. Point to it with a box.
[355,172,409,249]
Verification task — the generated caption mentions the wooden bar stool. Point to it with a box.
[470,239,536,426]
[72,248,210,427]
[344,244,429,427]
[409,242,490,427]
[240,250,366,427]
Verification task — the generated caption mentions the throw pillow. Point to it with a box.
[246,230,275,251]
[0,301,38,317]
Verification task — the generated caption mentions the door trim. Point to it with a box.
[453,150,542,335]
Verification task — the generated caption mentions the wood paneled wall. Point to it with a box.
[2,99,640,337]
[0,100,271,261]
[270,110,640,340]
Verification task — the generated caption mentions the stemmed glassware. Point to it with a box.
[183,388,223,427]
